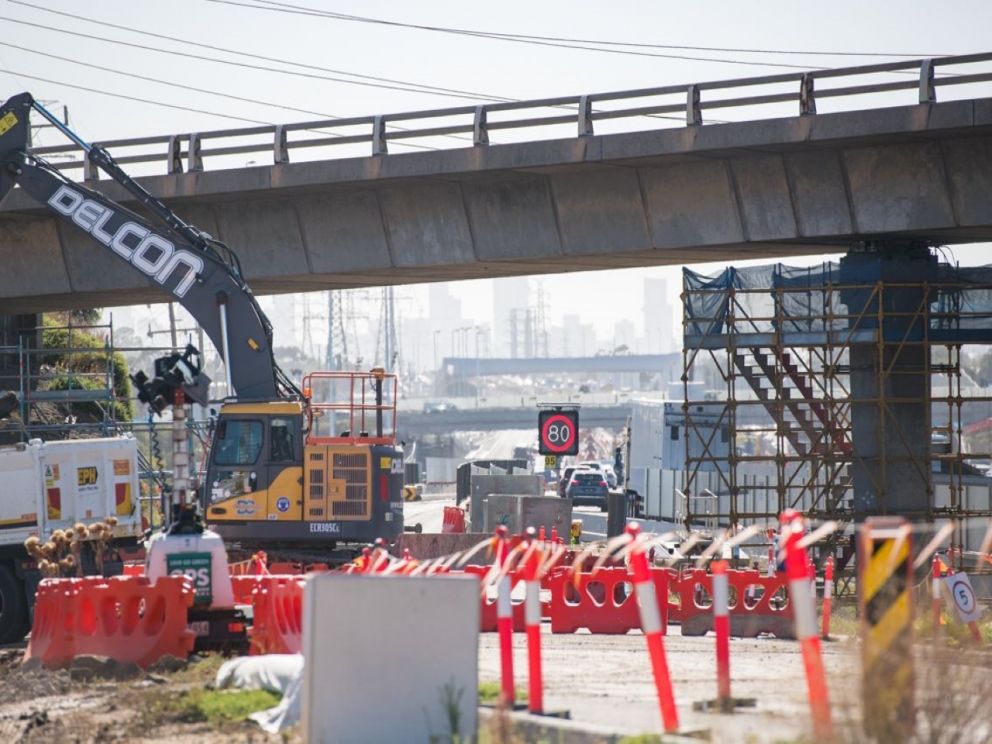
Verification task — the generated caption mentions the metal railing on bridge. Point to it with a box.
[25,52,992,178]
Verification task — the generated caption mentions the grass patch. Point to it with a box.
[619,736,663,744]
[478,681,527,705]
[172,688,281,725]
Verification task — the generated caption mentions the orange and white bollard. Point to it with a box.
[494,525,515,707]
[521,528,544,714]
[931,554,942,636]
[626,522,679,733]
[551,526,559,543]
[782,511,832,740]
[712,559,732,709]
[821,556,834,640]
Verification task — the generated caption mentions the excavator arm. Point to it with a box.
[0,92,298,403]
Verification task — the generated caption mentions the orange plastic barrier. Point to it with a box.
[122,562,144,577]
[442,506,467,534]
[546,567,669,635]
[25,576,196,669]
[249,576,306,655]
[25,579,77,668]
[231,575,268,605]
[678,568,794,638]
[461,565,528,632]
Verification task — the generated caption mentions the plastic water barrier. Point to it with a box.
[248,576,306,655]
[678,568,794,638]
[25,575,196,668]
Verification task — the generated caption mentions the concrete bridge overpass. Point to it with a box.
[2,54,992,313]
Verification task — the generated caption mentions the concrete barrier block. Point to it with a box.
[303,574,478,743]
[397,532,491,562]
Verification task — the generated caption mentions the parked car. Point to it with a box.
[558,465,579,498]
[600,464,618,489]
[565,469,610,511]
[422,400,457,413]
[577,460,618,489]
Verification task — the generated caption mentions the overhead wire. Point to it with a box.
[0,40,437,150]
[0,4,688,139]
[215,0,951,72]
[241,0,944,58]
[0,15,498,103]
[3,0,514,104]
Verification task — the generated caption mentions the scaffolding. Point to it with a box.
[680,258,992,557]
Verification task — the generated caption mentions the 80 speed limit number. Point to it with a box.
[538,410,579,456]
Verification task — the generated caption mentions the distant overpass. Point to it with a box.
[440,353,681,378]
[2,54,992,312]
[397,404,630,439]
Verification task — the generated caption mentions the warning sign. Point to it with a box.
[543,455,558,469]
[77,466,99,489]
[167,552,214,606]
[113,459,131,476]
[942,573,982,624]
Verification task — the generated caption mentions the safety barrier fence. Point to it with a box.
[25,575,195,669]
[24,514,991,739]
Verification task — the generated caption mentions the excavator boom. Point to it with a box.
[0,92,296,402]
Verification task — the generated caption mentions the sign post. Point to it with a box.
[941,572,985,644]
[859,517,913,742]
[539,406,578,497]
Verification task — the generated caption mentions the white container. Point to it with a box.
[0,436,143,545]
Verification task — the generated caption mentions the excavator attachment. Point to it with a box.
[0,92,33,206]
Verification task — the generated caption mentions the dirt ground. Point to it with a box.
[0,647,295,743]
[3,618,992,743]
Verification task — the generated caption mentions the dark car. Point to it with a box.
[565,469,609,511]
[558,465,578,498]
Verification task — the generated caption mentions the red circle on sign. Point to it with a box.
[540,413,577,454]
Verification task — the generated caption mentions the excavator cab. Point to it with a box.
[203,370,404,549]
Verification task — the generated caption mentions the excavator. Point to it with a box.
[0,92,404,560]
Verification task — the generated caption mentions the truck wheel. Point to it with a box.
[0,564,27,644]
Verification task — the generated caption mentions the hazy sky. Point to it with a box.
[3,0,991,341]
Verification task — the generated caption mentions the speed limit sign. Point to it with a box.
[538,409,579,455]
[942,573,982,624]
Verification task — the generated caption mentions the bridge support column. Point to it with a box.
[840,242,936,520]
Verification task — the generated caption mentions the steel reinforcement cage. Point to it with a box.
[680,259,992,557]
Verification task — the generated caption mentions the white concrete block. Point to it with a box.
[303,573,479,743]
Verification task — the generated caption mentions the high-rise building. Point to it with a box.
[428,283,464,367]
[492,276,530,357]
[643,277,676,353]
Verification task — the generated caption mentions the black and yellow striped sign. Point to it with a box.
[859,517,914,741]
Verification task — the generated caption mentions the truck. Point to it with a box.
[0,92,406,638]
[0,437,143,642]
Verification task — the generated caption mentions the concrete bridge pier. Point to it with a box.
[840,242,937,521]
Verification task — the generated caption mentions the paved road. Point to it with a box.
[402,496,681,546]
[573,506,681,541]
[478,628,858,742]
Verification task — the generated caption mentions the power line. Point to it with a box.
[215,0,950,71]
[4,0,514,104]
[210,0,828,71]
[243,0,945,59]
[0,14,499,102]
[0,68,278,125]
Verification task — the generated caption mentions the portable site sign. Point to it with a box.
[858,516,914,742]
[538,408,579,457]
[941,572,982,624]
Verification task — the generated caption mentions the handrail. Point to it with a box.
[22,52,992,178]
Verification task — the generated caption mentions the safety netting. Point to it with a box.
[683,260,992,339]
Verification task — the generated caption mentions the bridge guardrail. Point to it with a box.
[24,52,992,178]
